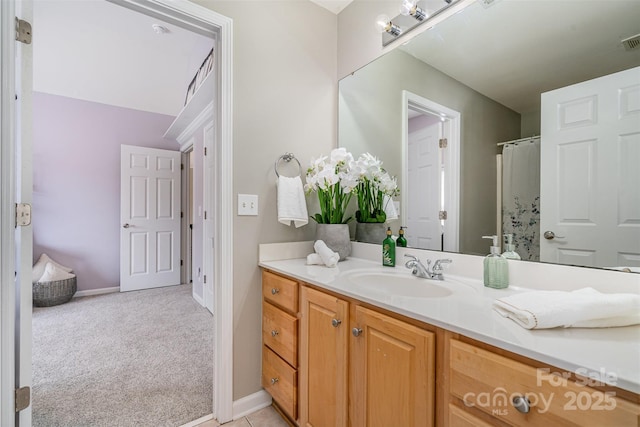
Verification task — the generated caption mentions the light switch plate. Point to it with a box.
[238,194,259,216]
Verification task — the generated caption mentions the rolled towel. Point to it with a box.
[306,253,323,265]
[493,287,640,329]
[277,176,308,228]
[383,195,398,221]
[314,240,339,268]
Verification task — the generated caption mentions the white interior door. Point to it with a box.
[120,145,181,291]
[540,66,640,268]
[406,114,442,250]
[203,123,214,313]
[2,0,33,424]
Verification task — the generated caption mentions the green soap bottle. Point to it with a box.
[396,226,407,247]
[382,227,396,267]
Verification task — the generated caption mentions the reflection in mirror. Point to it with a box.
[338,0,640,271]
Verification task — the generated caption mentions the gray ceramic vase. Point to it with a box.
[315,223,351,261]
[355,222,387,245]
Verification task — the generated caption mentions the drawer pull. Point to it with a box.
[271,288,280,295]
[270,377,279,385]
[512,395,531,414]
[352,327,363,337]
[271,330,279,337]
[332,318,342,327]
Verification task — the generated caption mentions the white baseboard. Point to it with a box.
[192,291,205,307]
[232,389,272,420]
[179,413,214,427]
[74,286,120,298]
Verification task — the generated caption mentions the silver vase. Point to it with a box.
[315,223,351,261]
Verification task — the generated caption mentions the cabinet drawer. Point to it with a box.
[263,270,298,313]
[262,345,297,420]
[263,301,298,367]
[448,404,493,427]
[449,339,640,426]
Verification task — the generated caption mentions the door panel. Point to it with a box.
[540,66,640,268]
[120,145,181,291]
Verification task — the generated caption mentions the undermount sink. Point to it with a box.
[342,269,458,298]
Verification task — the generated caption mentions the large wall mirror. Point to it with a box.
[339,0,640,272]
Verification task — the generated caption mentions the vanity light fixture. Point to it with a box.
[375,14,403,37]
[400,0,427,21]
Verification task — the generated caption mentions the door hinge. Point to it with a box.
[180,259,183,266]
[16,203,32,227]
[204,147,207,156]
[204,211,207,220]
[439,138,448,148]
[439,210,448,220]
[180,211,183,218]
[204,275,207,284]
[15,18,32,44]
[15,386,30,412]
[181,163,184,170]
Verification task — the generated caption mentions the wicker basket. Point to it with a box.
[33,277,77,307]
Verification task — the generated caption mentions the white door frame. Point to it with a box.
[401,90,460,253]
[113,2,234,422]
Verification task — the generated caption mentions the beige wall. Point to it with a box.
[193,1,337,400]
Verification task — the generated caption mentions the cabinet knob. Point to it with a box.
[271,288,280,295]
[271,330,279,337]
[352,327,363,337]
[512,395,531,413]
[270,377,279,385]
[331,318,342,327]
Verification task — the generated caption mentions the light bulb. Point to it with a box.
[400,0,418,16]
[375,14,391,33]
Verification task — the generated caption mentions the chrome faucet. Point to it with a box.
[404,254,452,280]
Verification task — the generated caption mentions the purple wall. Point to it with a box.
[33,92,179,292]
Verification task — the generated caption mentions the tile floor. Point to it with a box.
[195,406,289,427]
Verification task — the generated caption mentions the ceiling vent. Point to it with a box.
[621,33,640,51]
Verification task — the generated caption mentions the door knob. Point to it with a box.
[352,327,362,337]
[543,231,565,240]
[123,223,131,228]
[331,318,342,327]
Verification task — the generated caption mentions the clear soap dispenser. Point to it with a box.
[482,235,509,289]
[502,234,521,260]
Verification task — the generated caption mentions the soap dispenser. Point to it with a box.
[396,226,408,247]
[482,235,509,289]
[502,234,521,260]
[382,227,396,267]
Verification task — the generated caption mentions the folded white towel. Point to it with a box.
[306,253,323,265]
[383,195,398,221]
[493,288,640,329]
[277,176,308,228]
[314,240,339,268]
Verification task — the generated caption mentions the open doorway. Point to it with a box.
[402,90,460,252]
[29,0,223,425]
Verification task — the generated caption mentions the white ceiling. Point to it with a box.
[309,0,354,14]
[33,0,213,116]
[399,0,640,113]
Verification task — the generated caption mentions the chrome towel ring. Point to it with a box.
[274,153,302,178]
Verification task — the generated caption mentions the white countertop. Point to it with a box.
[259,255,640,394]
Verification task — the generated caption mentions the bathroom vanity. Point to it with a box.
[259,243,640,426]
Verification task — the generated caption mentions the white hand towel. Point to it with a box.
[277,176,308,228]
[306,253,323,265]
[493,287,640,329]
[314,240,339,268]
[383,195,398,221]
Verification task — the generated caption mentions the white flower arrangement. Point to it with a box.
[304,148,399,225]
[351,153,399,223]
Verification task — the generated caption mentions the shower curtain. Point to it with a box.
[502,139,540,261]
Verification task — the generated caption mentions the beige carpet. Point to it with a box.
[32,284,213,427]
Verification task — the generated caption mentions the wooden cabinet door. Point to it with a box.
[299,286,349,427]
[350,305,436,427]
